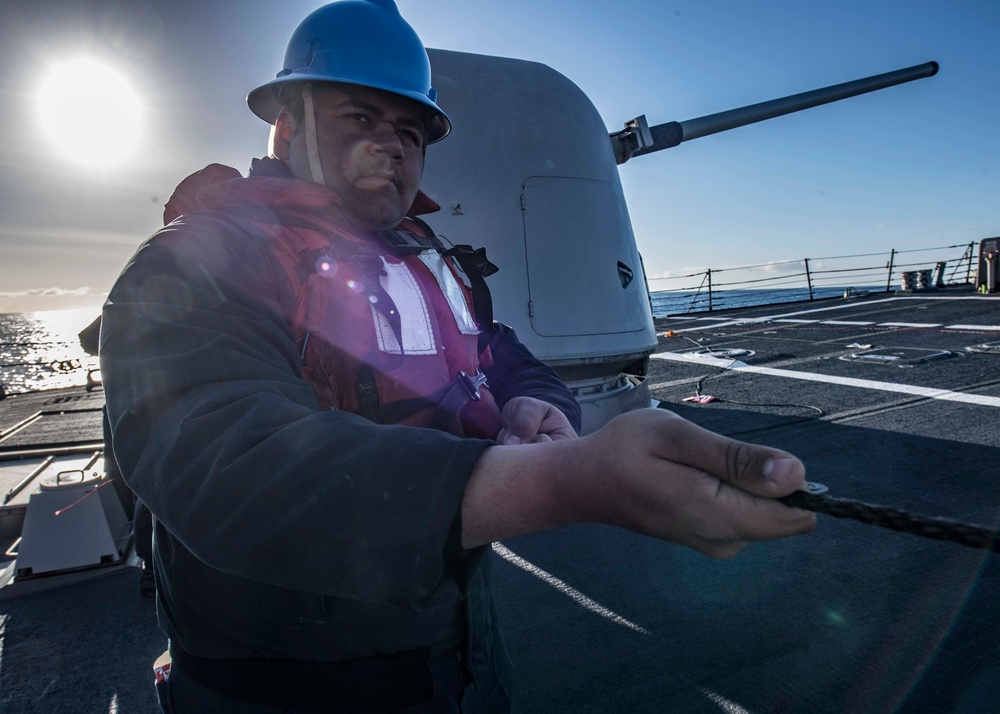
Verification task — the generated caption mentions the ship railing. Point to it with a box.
[647,242,975,316]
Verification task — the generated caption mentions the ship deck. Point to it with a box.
[1,285,998,712]
[497,286,1000,712]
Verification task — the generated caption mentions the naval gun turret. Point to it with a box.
[420,51,937,433]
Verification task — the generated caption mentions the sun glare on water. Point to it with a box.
[37,58,142,166]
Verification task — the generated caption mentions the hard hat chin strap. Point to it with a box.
[301,84,326,186]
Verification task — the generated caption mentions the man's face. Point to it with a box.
[283,84,429,231]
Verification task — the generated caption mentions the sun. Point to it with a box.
[37,58,142,166]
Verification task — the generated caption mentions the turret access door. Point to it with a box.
[522,176,649,338]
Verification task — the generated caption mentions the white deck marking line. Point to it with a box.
[772,319,819,323]
[820,320,875,325]
[647,377,703,390]
[492,543,651,635]
[889,295,996,300]
[700,689,754,714]
[945,324,1000,331]
[879,322,941,328]
[651,352,1000,407]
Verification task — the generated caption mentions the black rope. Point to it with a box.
[778,490,1000,553]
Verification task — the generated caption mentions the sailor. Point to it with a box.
[100,1,815,711]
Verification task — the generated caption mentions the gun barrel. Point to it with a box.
[631,61,938,159]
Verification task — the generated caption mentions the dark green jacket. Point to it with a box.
[100,160,579,707]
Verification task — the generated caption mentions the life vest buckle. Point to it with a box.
[458,370,488,401]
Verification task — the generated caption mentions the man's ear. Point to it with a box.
[271,108,297,159]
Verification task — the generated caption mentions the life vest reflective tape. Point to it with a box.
[442,245,497,353]
[373,259,436,355]
[418,252,479,336]
[405,215,499,352]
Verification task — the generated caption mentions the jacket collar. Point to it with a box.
[190,156,442,218]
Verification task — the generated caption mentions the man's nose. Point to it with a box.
[369,122,403,157]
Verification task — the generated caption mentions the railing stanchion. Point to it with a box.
[885,249,896,292]
[966,242,975,285]
[804,258,814,300]
[707,269,713,312]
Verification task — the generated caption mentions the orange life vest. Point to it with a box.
[169,167,502,438]
[225,207,500,439]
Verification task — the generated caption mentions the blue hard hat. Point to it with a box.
[247,0,451,143]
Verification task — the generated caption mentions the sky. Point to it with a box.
[0,0,997,314]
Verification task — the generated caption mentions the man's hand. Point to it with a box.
[567,408,817,558]
[462,407,816,554]
[496,396,578,445]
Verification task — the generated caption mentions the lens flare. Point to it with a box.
[825,609,847,626]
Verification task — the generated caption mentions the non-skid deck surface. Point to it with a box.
[496,289,999,712]
[0,569,162,713]
[494,407,999,712]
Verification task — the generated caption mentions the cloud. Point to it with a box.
[0,286,101,299]
[759,260,812,275]
[650,258,806,281]
[0,286,107,313]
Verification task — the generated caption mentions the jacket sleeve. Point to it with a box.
[100,213,492,608]
[482,322,582,434]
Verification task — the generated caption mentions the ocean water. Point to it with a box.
[1,287,877,395]
[649,285,884,318]
[0,307,102,396]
